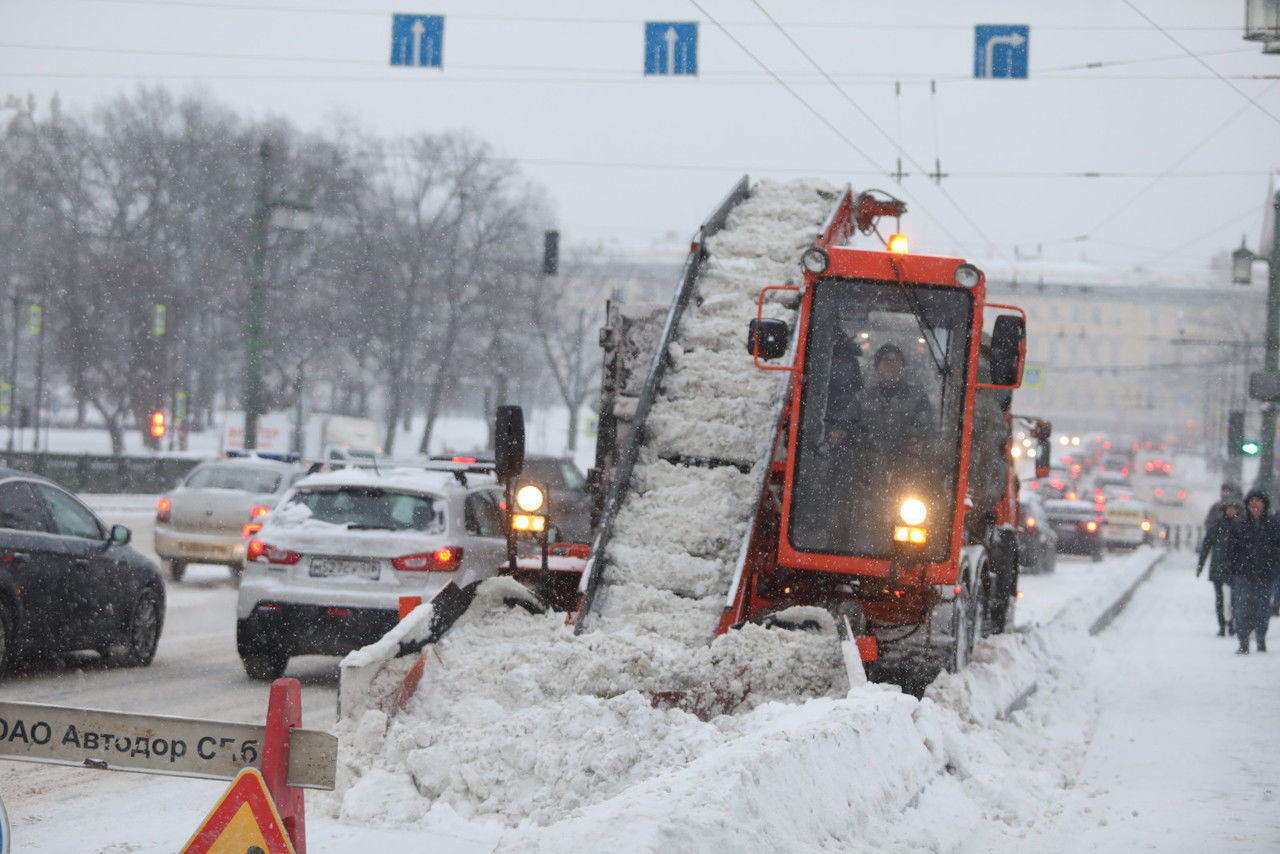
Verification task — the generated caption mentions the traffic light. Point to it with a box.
[150,410,166,439]
[1228,409,1259,456]
[542,230,559,276]
[1228,410,1245,456]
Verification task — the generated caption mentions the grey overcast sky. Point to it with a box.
[2,0,1278,273]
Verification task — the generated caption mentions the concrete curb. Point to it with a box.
[1088,549,1168,636]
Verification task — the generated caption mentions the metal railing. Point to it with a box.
[0,451,201,493]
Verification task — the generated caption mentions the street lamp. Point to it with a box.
[243,140,312,451]
[1229,189,1280,500]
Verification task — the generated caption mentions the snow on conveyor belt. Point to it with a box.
[585,179,837,647]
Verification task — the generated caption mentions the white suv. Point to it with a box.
[235,463,509,680]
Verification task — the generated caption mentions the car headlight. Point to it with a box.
[899,498,927,526]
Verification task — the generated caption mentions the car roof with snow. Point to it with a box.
[290,464,497,495]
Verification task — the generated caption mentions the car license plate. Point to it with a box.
[309,558,379,579]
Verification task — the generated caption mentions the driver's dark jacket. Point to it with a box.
[857,380,934,456]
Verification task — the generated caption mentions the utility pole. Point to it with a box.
[1258,191,1280,500]
[6,292,18,452]
[243,140,271,451]
[31,300,44,453]
[1234,191,1280,500]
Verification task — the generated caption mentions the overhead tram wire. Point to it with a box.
[745,0,1007,261]
[1082,79,1280,237]
[1122,0,1280,128]
[1140,202,1270,267]
[686,0,982,258]
[68,0,1241,31]
[2,41,1273,84]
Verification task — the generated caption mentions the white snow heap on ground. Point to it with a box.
[321,544,1164,846]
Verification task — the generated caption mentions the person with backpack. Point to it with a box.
[1225,489,1279,654]
[1197,496,1242,636]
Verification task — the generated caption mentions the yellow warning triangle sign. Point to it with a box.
[182,768,296,854]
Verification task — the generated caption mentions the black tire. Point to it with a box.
[241,650,288,681]
[122,588,163,667]
[987,530,1018,635]
[168,560,187,582]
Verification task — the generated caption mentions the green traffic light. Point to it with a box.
[1242,441,1261,456]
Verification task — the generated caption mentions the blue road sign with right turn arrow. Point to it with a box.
[645,22,697,76]
[974,25,1029,79]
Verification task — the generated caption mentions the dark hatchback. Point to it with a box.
[0,468,165,675]
[1042,498,1105,562]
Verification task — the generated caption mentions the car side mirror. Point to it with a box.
[109,524,131,545]
[989,315,1025,387]
[1035,437,1051,478]
[746,318,789,361]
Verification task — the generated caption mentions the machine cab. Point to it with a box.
[773,249,1022,583]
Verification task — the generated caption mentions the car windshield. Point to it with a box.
[185,465,282,493]
[281,487,445,533]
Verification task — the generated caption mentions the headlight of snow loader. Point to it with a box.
[899,498,927,526]
[893,525,928,546]
[515,485,546,513]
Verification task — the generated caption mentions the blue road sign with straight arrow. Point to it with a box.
[974,25,1029,79]
[645,22,697,76]
[391,14,444,68]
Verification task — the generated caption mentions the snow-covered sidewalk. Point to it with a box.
[1014,550,1280,852]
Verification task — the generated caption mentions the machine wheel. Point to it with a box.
[120,588,162,667]
[168,560,187,582]
[949,565,986,672]
[241,650,288,681]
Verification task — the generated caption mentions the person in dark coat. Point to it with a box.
[1225,489,1278,654]
[1197,496,1242,636]
[1204,481,1243,531]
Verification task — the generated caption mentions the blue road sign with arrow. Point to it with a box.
[391,14,444,68]
[644,22,697,76]
[974,25,1029,79]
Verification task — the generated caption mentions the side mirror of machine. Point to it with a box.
[494,405,525,485]
[746,318,789,360]
[1035,438,1051,478]
[989,315,1025,387]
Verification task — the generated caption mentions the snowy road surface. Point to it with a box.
[2,501,1276,850]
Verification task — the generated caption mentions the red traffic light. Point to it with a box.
[150,410,166,438]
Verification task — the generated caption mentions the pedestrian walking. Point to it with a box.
[1204,481,1243,531]
[1225,489,1278,654]
[1197,496,1242,636]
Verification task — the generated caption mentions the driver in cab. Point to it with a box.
[858,343,934,465]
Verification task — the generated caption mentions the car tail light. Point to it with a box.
[246,538,301,565]
[1141,519,1152,532]
[451,456,477,464]
[1027,481,1039,490]
[1025,515,1036,528]
[1178,490,1186,499]
[1154,488,1163,497]
[243,522,263,539]
[1085,520,1098,532]
[1162,463,1171,473]
[250,505,270,518]
[156,497,171,523]
[393,546,464,572]
[1065,491,1077,501]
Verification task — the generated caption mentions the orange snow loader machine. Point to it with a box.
[722,189,1048,675]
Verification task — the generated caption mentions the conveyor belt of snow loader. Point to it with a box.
[575,177,843,645]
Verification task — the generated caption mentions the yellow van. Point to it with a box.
[1103,498,1158,548]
